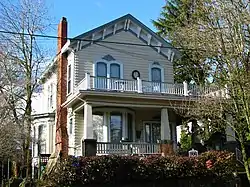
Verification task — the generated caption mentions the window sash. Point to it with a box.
[151,67,161,82]
[67,64,72,93]
[110,63,120,78]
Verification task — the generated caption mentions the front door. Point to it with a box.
[144,122,161,143]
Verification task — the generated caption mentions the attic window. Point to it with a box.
[102,54,116,61]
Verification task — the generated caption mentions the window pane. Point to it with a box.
[110,113,122,142]
[152,123,161,143]
[97,62,107,77]
[68,65,71,79]
[69,118,73,134]
[145,123,151,143]
[151,67,161,82]
[110,64,120,78]
[93,113,104,142]
[38,124,46,154]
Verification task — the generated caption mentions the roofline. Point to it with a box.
[69,14,173,48]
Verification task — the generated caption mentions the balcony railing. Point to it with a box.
[74,73,222,97]
[96,142,161,155]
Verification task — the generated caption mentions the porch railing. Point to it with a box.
[96,142,161,155]
[75,73,222,97]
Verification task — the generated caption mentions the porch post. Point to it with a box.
[82,103,96,156]
[161,108,171,140]
[83,103,93,139]
[160,108,173,156]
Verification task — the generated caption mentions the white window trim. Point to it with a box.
[92,108,135,142]
[143,121,161,143]
[93,59,124,79]
[67,64,73,95]
[148,63,164,82]
[68,117,73,135]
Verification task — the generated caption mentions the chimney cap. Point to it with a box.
[62,17,67,22]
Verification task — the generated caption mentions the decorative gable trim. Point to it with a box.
[68,14,179,61]
[102,54,116,61]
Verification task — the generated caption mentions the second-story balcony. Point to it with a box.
[74,73,225,98]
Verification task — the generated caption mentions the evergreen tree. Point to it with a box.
[153,0,210,85]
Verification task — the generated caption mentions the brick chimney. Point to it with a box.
[56,17,68,158]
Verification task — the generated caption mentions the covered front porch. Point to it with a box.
[70,99,181,156]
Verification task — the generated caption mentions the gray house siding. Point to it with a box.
[74,30,174,86]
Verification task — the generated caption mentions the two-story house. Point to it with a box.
[32,14,236,166]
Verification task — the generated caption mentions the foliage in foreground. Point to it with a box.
[39,151,236,187]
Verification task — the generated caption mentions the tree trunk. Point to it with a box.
[240,142,250,185]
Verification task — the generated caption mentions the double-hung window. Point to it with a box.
[48,83,53,109]
[67,64,72,94]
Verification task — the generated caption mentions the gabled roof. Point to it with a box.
[69,14,178,61]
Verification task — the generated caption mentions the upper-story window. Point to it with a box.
[96,62,107,77]
[151,67,161,82]
[67,64,72,94]
[149,62,164,82]
[110,63,120,78]
[94,55,123,79]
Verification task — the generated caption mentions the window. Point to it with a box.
[38,124,46,154]
[149,63,164,92]
[110,113,122,142]
[67,64,72,94]
[93,112,104,142]
[95,61,122,89]
[69,118,73,135]
[144,122,161,143]
[151,67,161,82]
[110,63,120,78]
[95,60,123,79]
[48,83,53,109]
[96,62,107,77]
[149,63,164,82]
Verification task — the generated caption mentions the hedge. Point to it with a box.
[39,151,236,187]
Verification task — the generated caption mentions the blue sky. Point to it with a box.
[48,0,165,38]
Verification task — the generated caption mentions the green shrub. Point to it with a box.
[40,151,236,187]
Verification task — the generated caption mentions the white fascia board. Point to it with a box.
[61,40,71,54]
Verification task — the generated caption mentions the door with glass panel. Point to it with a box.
[144,122,161,143]
[110,63,121,90]
[96,62,107,89]
[151,67,162,92]
[110,113,122,143]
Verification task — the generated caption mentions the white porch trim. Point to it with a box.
[161,108,171,140]
[83,103,93,139]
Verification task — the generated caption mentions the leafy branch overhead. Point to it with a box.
[155,0,250,183]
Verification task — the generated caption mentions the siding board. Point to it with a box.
[74,30,174,85]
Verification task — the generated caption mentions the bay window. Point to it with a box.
[92,108,134,142]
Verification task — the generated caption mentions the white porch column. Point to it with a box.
[122,112,128,140]
[103,113,108,142]
[83,103,93,139]
[161,108,171,140]
[171,123,177,151]
[47,120,54,153]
